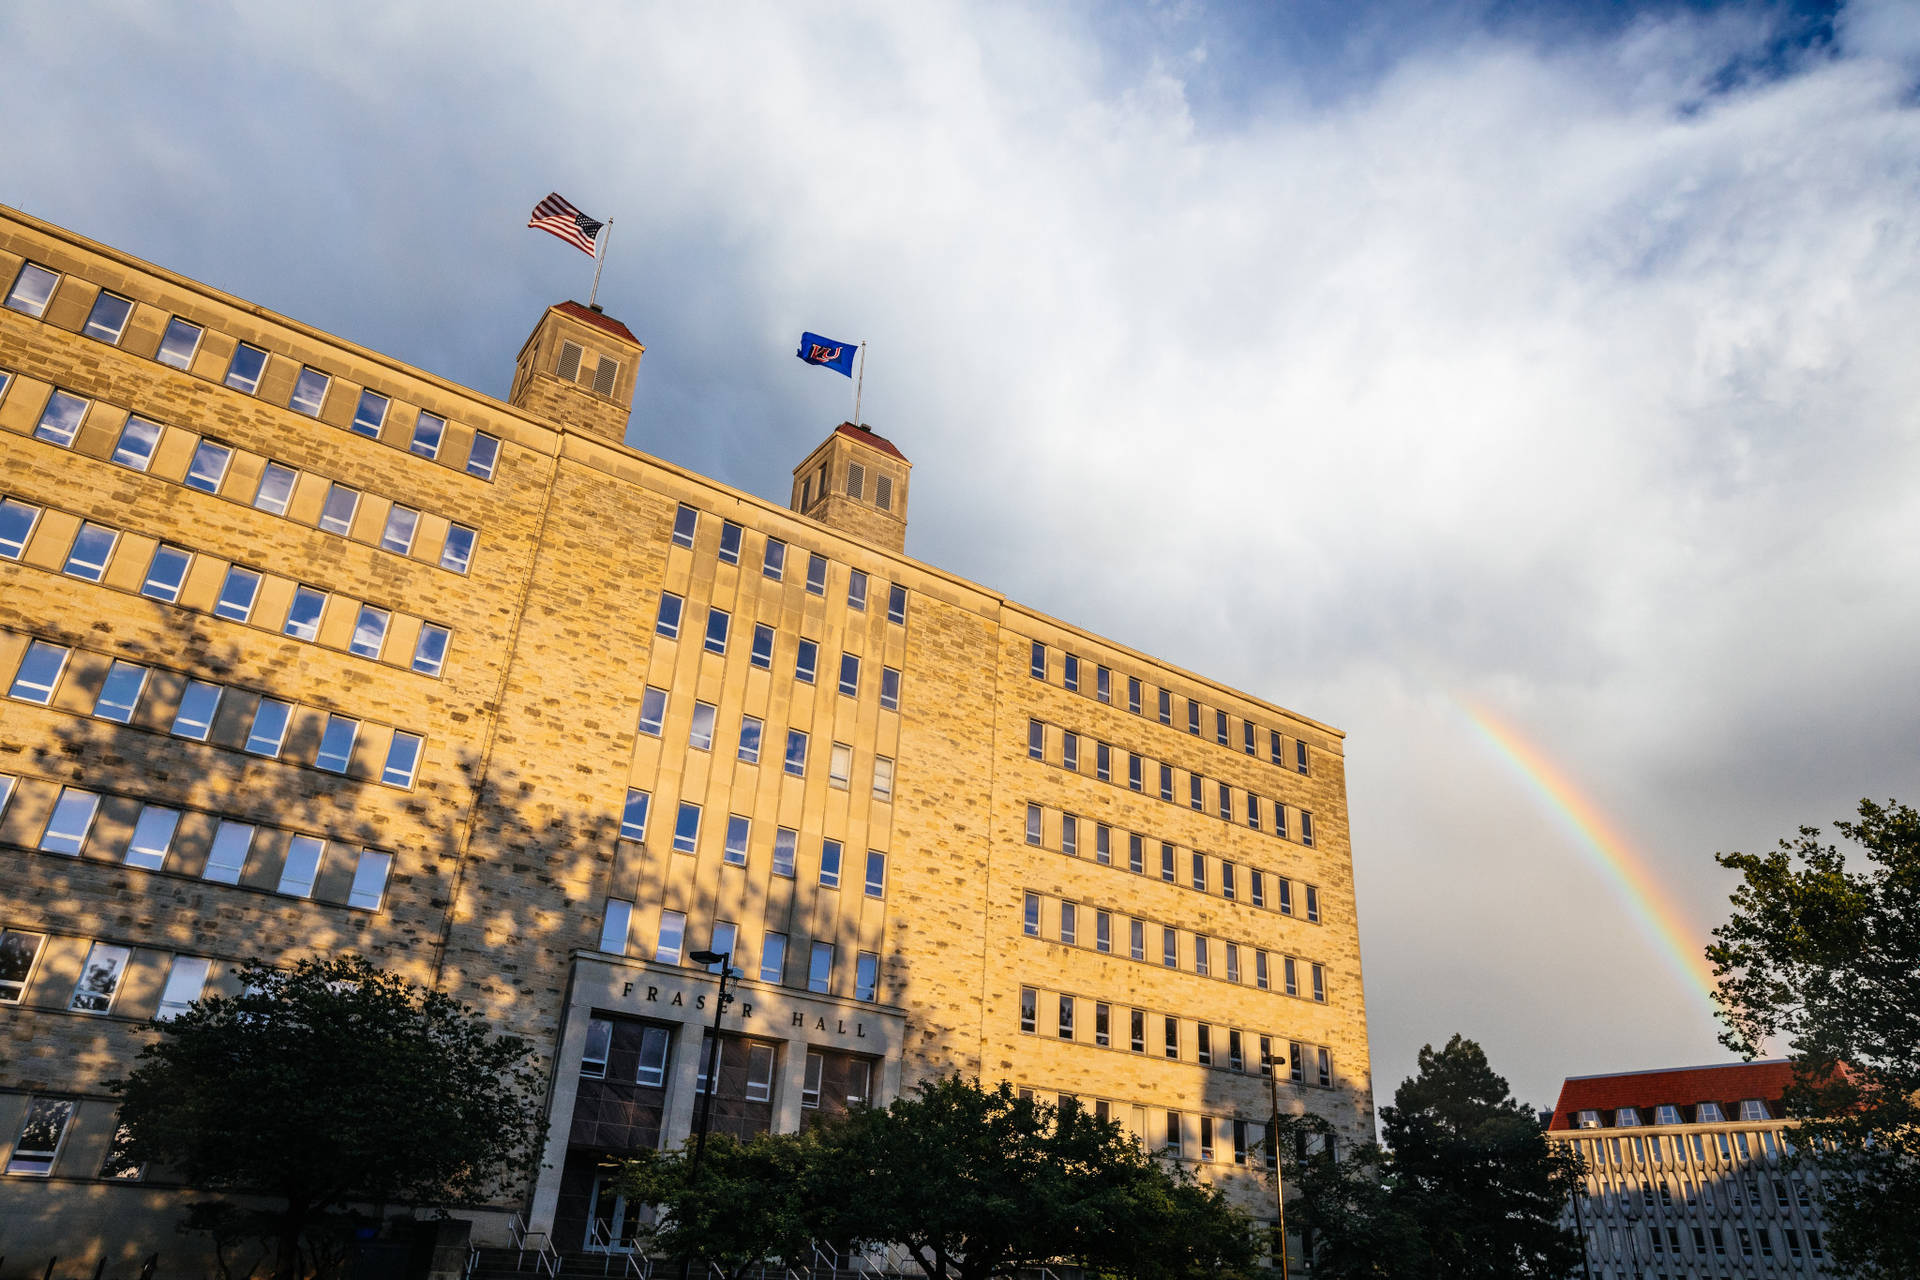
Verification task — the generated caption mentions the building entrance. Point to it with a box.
[587,1172,642,1252]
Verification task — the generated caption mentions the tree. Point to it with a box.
[1708,797,1920,1279]
[111,955,546,1280]
[1277,1036,1582,1280]
[616,1132,820,1278]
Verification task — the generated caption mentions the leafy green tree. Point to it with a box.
[1709,798,1920,1279]
[616,1131,820,1279]
[1275,1036,1582,1279]
[111,955,545,1280]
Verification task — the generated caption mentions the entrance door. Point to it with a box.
[587,1172,641,1252]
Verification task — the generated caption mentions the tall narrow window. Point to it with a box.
[887,583,908,624]
[704,608,730,654]
[39,788,102,855]
[808,942,833,994]
[351,389,389,437]
[762,537,786,579]
[638,687,668,736]
[839,653,860,696]
[880,667,901,710]
[92,660,148,724]
[277,835,324,897]
[245,698,292,756]
[1030,641,1046,680]
[750,624,774,669]
[382,731,424,787]
[142,544,191,602]
[156,956,213,1021]
[70,943,132,1013]
[124,806,181,871]
[671,504,698,547]
[203,820,255,884]
[1058,994,1075,1039]
[283,585,327,641]
[772,828,797,877]
[170,680,223,741]
[872,755,894,801]
[1026,804,1042,846]
[655,910,687,963]
[1158,688,1172,725]
[1063,654,1079,691]
[865,850,887,897]
[1020,987,1037,1033]
[1130,919,1145,961]
[1060,901,1078,945]
[34,390,88,447]
[1024,892,1041,937]
[113,417,163,471]
[1306,885,1321,923]
[1301,811,1316,847]
[0,929,46,1003]
[1163,928,1178,969]
[4,262,59,316]
[718,521,742,563]
[806,552,828,595]
[723,815,751,866]
[319,483,359,534]
[413,624,450,676]
[381,506,419,555]
[1,498,42,559]
[4,1098,74,1176]
[673,802,702,853]
[796,640,817,683]
[738,715,763,764]
[467,432,500,480]
[1297,740,1311,775]
[289,367,330,416]
[856,951,879,1002]
[706,923,736,972]
[410,411,446,459]
[819,839,842,888]
[254,461,297,515]
[760,932,787,983]
[351,606,390,659]
[1096,666,1111,703]
[213,566,261,622]
[224,343,267,393]
[316,714,359,773]
[600,902,633,956]
[621,789,651,840]
[155,317,203,370]
[1095,910,1111,953]
[63,522,117,581]
[785,729,808,775]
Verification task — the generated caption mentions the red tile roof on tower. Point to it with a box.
[555,300,639,345]
[834,421,908,462]
[1548,1061,1796,1130]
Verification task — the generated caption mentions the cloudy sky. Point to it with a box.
[7,0,1918,1113]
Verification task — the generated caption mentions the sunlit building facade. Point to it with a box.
[0,205,1373,1273]
[1547,1061,1834,1278]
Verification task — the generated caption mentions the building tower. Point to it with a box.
[790,423,911,554]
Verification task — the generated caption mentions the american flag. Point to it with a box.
[527,193,604,257]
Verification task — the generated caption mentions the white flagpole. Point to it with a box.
[588,219,612,308]
[852,341,866,427]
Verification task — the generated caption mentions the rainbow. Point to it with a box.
[1455,697,1720,1006]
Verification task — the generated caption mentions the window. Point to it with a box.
[1738,1099,1769,1121]
[580,1018,613,1080]
[34,389,88,446]
[819,839,843,888]
[375,505,419,555]
[155,316,202,370]
[846,462,865,499]
[0,929,46,1003]
[1062,733,1079,771]
[1094,823,1111,864]
[1278,878,1294,915]
[1063,654,1080,691]
[225,343,268,393]
[212,563,265,624]
[5,1098,73,1176]
[4,261,58,316]
[85,659,146,725]
[125,806,181,871]
[1027,719,1045,761]
[616,789,652,841]
[467,432,500,480]
[1155,688,1171,725]
[706,923,736,972]
[245,698,292,756]
[1,498,41,558]
[831,655,861,702]
[112,417,164,471]
[1289,1042,1305,1083]
[1246,792,1261,831]
[170,680,223,740]
[1127,754,1143,792]
[1192,853,1207,891]
[1058,994,1075,1039]
[873,755,894,801]
[410,411,446,459]
[412,623,450,677]
[785,729,808,775]
[1160,842,1175,882]
[1312,963,1326,1003]
[1189,774,1203,811]
[655,910,687,964]
[880,666,901,710]
[1023,892,1041,937]
[62,522,117,582]
[863,849,887,897]
[1030,641,1046,680]
[887,583,908,624]
[1128,833,1144,874]
[1163,928,1179,969]
[69,940,133,1014]
[282,584,327,641]
[202,820,254,883]
[704,608,730,655]
[1060,901,1078,944]
[796,640,817,683]
[1256,951,1270,989]
[808,942,834,993]
[1025,804,1042,846]
[1164,1018,1180,1059]
[277,835,324,897]
[1218,782,1232,820]
[806,552,828,595]
[245,461,299,518]
[1243,722,1257,755]
[750,624,774,669]
[39,788,101,855]
[342,389,389,439]
[343,605,389,659]
[772,828,797,877]
[638,686,668,735]
[1130,919,1145,961]
[317,482,359,535]
[1226,943,1241,983]
[1301,811,1315,847]
[673,802,701,853]
[856,951,879,1002]
[1197,1024,1213,1065]
[156,955,212,1021]
[824,742,852,788]
[1297,740,1310,775]
[1306,885,1321,923]
[139,543,190,602]
[1318,1047,1331,1087]
[382,731,423,787]
[724,815,750,866]
[288,367,330,417]
[738,715,763,764]
[1194,936,1210,976]
[1020,986,1037,1033]
[1214,709,1229,745]
[1161,764,1175,802]
[1095,666,1110,703]
[1061,814,1078,855]
[1284,957,1299,996]
[763,537,786,579]
[316,714,359,772]
[718,520,741,563]
[636,1027,671,1087]
[666,504,699,549]
[760,932,787,983]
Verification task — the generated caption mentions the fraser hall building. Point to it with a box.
[0,205,1373,1272]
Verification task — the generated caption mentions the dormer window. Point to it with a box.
[1738,1099,1770,1121]
[1614,1108,1642,1127]
[1576,1110,1601,1129]
[1696,1102,1724,1122]
[1655,1105,1683,1125]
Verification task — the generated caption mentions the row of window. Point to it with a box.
[1567,1126,1793,1170]
[3,261,501,481]
[669,502,910,623]
[1024,803,1321,921]
[636,687,900,783]
[1028,719,1316,847]
[1029,640,1312,778]
[1572,1100,1772,1128]
[4,1095,143,1180]
[1579,1165,1818,1217]
[0,777,394,908]
[1016,984,1335,1083]
[578,1018,877,1115]
[651,603,901,706]
[0,927,226,1023]
[797,456,899,516]
[0,499,453,677]
[618,789,894,884]
[5,639,426,787]
[1020,891,1327,1000]
[1580,1220,1825,1266]
[0,372,480,574]
[595,904,883,1003]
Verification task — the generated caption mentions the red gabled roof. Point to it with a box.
[834,421,908,462]
[554,300,640,345]
[1548,1061,1795,1130]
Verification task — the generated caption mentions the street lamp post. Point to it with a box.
[1266,1049,1290,1280]
[680,950,735,1280]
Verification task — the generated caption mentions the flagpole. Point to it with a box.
[588,219,612,308]
[852,341,866,427]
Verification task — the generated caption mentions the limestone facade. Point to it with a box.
[0,205,1373,1274]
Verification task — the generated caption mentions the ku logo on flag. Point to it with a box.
[796,332,858,378]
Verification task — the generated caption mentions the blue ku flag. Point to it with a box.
[796,332,857,377]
